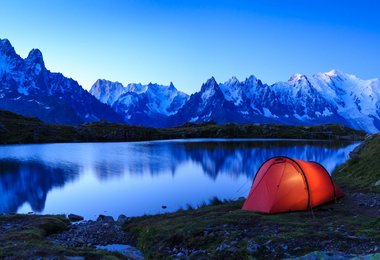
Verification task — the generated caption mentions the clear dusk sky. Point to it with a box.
[0,0,379,93]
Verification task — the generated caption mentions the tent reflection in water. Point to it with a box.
[242,156,344,213]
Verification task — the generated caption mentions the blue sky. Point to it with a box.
[0,0,379,93]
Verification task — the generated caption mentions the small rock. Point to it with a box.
[228,246,238,253]
[375,180,380,186]
[320,240,332,247]
[64,257,85,260]
[96,244,144,259]
[349,151,359,158]
[117,214,128,223]
[297,251,355,259]
[176,251,186,257]
[102,223,110,228]
[216,243,229,251]
[247,242,260,254]
[97,215,114,222]
[280,243,288,250]
[2,224,12,230]
[190,250,206,257]
[264,240,272,245]
[68,214,84,222]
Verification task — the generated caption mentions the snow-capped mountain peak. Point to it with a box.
[288,73,304,82]
[200,77,220,101]
[25,49,45,76]
[245,75,258,84]
[0,38,122,124]
[90,79,189,127]
[126,83,147,94]
[26,49,44,63]
[323,69,346,78]
[201,77,218,89]
[25,48,45,68]
[91,79,126,105]
[225,76,239,85]
[0,39,16,56]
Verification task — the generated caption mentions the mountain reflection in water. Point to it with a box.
[0,160,79,213]
[0,139,359,218]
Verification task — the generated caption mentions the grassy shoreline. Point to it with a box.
[122,196,379,259]
[332,134,380,193]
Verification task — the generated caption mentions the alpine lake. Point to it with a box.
[0,138,360,219]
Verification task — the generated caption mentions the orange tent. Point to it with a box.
[242,156,344,213]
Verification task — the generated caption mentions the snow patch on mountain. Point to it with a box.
[263,108,278,118]
[315,108,333,117]
[0,56,11,76]
[220,76,243,105]
[126,83,147,94]
[91,79,126,105]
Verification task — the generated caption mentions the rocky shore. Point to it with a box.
[48,215,144,259]
[0,193,379,259]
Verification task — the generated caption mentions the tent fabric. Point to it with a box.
[242,156,344,213]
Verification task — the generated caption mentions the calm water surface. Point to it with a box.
[0,139,359,219]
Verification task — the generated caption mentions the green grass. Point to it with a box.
[0,214,123,259]
[333,134,380,193]
[123,199,379,259]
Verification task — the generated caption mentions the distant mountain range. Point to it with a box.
[90,79,188,127]
[169,72,380,133]
[1,38,379,132]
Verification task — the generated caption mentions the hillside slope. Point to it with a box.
[333,134,380,193]
[0,110,366,144]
